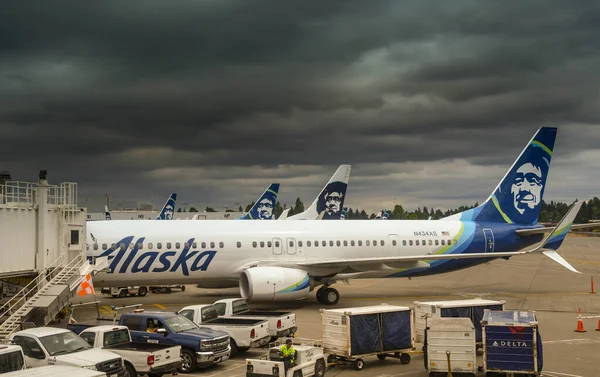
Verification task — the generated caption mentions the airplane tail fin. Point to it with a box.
[239,183,280,220]
[104,205,111,220]
[449,127,557,225]
[278,208,291,220]
[287,165,351,220]
[157,193,177,220]
[340,207,348,220]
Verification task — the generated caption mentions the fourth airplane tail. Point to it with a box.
[447,127,557,225]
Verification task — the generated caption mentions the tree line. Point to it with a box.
[179,197,599,224]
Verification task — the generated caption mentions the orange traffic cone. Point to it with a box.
[575,309,586,333]
[595,319,600,332]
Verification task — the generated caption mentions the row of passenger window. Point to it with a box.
[88,238,458,251]
[250,238,458,248]
[88,241,224,251]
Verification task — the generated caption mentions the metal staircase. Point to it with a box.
[0,252,89,340]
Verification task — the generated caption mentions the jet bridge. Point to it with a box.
[0,171,103,340]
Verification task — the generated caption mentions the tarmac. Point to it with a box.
[66,235,600,377]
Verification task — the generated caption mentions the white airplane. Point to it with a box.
[287,165,351,220]
[87,127,597,305]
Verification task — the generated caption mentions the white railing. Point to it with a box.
[1,181,79,208]
[0,251,84,320]
[0,181,36,207]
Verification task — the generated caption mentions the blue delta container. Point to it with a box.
[482,310,543,376]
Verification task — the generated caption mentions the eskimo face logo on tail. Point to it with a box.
[253,195,275,220]
[163,204,174,220]
[511,163,543,214]
[317,182,347,219]
[91,236,216,276]
[496,138,552,225]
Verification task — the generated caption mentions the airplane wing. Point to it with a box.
[515,222,600,235]
[297,201,584,272]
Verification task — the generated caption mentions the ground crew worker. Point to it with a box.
[146,320,157,333]
[280,338,296,372]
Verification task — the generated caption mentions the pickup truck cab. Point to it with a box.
[8,327,126,377]
[79,325,182,377]
[0,345,26,373]
[214,298,297,341]
[119,311,231,372]
[2,365,108,377]
[178,304,271,355]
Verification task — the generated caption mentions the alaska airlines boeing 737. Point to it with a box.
[87,127,596,305]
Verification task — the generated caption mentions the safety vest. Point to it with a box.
[280,345,295,362]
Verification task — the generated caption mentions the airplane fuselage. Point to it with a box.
[87,219,541,287]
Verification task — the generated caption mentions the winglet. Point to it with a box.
[539,200,584,273]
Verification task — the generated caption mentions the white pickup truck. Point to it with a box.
[3,365,108,377]
[79,325,182,377]
[0,344,26,373]
[178,304,271,355]
[8,327,127,377]
[213,299,297,342]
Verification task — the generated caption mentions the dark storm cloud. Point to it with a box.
[1,0,599,210]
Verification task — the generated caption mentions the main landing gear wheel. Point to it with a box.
[317,287,340,305]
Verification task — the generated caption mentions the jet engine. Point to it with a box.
[240,267,311,301]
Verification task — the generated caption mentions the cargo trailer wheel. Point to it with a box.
[179,349,197,373]
[181,285,186,291]
[314,359,326,377]
[377,354,386,360]
[118,289,127,298]
[320,288,339,305]
[400,353,411,364]
[138,286,147,296]
[354,358,364,370]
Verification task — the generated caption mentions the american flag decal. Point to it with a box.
[441,231,450,236]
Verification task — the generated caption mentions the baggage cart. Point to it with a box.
[425,317,477,376]
[321,304,414,371]
[414,298,505,343]
[482,310,543,376]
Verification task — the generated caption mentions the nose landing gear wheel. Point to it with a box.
[317,287,339,305]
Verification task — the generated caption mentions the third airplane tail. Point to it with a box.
[287,165,351,220]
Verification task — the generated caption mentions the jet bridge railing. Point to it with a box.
[0,250,76,319]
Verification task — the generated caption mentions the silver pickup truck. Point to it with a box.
[178,304,270,355]
[213,298,297,341]
[79,325,181,377]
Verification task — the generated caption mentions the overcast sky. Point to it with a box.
[1,0,599,213]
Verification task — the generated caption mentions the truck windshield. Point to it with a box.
[165,316,199,333]
[201,306,218,322]
[232,300,249,315]
[0,351,24,373]
[39,331,92,356]
[103,329,130,347]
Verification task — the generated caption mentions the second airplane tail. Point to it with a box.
[239,183,280,220]
[157,193,177,220]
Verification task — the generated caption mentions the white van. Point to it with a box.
[0,345,26,373]
[2,365,106,377]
